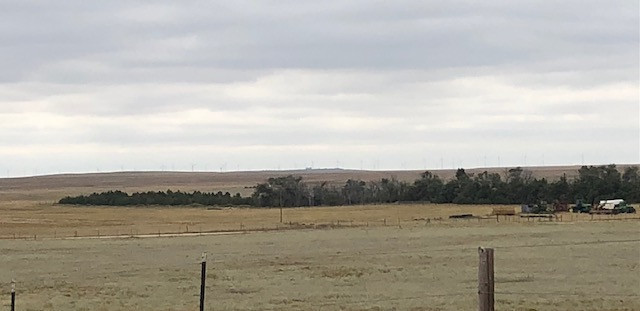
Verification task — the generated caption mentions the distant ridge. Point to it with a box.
[1,165,638,194]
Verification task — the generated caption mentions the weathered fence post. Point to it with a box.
[200,252,207,311]
[478,247,494,311]
[11,279,15,311]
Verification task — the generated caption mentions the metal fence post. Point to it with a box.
[11,279,15,311]
[478,247,494,311]
[200,252,207,311]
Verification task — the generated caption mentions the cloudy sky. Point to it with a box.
[0,1,638,176]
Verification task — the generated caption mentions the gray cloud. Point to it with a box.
[2,1,636,81]
[0,1,637,175]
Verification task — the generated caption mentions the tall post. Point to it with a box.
[200,253,207,311]
[11,279,15,311]
[279,188,284,223]
[478,247,494,311]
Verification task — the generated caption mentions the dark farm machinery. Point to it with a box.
[520,200,568,215]
[570,199,636,214]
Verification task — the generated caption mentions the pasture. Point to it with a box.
[1,169,639,310]
[1,221,639,310]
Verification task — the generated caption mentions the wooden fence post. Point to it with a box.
[200,252,207,311]
[478,247,494,311]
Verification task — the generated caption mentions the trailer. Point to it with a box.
[589,199,636,214]
[598,199,625,210]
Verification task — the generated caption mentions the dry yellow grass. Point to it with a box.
[1,170,639,310]
[2,199,637,241]
[1,166,636,239]
[1,221,638,310]
[0,199,503,238]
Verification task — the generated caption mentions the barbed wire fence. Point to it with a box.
[1,211,638,241]
[5,237,639,310]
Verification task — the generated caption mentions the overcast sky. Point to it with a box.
[0,1,638,176]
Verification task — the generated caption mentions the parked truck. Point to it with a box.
[521,201,552,214]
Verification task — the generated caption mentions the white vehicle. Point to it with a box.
[598,199,625,210]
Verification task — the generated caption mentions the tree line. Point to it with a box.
[59,190,252,206]
[59,165,640,207]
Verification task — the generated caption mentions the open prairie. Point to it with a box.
[1,222,639,310]
[1,166,638,239]
[1,169,639,310]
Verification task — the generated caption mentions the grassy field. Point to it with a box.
[1,199,639,240]
[0,169,639,310]
[0,199,505,239]
[1,221,639,310]
[1,165,636,239]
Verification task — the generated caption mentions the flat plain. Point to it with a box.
[1,221,639,310]
[1,168,639,310]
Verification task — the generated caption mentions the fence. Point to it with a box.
[1,211,637,241]
[10,248,497,310]
[5,237,639,310]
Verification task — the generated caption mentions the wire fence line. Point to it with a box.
[7,237,639,281]
[5,237,638,269]
[187,238,640,266]
[6,238,638,283]
[4,221,639,309]
[73,237,632,273]
[1,212,638,241]
[494,238,640,250]
[495,291,639,297]
[5,261,638,310]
